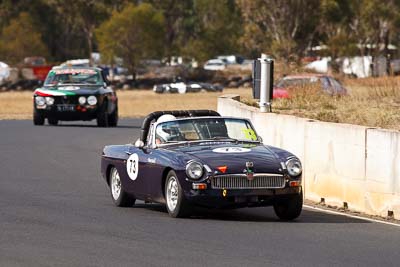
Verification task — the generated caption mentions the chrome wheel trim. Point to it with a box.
[111,169,121,200]
[166,176,179,212]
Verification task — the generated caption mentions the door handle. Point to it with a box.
[125,151,132,155]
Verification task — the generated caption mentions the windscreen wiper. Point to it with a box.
[208,137,239,143]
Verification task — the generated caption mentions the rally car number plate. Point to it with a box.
[57,104,75,112]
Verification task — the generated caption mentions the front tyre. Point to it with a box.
[109,167,135,207]
[108,107,118,127]
[97,101,109,127]
[48,117,58,126]
[273,190,303,221]
[33,110,45,125]
[165,170,191,218]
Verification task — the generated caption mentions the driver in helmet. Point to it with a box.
[155,114,182,144]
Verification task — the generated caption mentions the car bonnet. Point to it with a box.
[169,142,283,174]
[35,86,101,96]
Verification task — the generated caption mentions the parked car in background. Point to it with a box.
[59,59,90,68]
[153,82,223,94]
[21,57,53,82]
[203,59,227,71]
[217,55,245,65]
[0,61,11,86]
[273,74,347,99]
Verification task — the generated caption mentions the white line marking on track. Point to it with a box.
[303,204,400,228]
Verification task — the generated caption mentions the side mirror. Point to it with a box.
[135,138,144,148]
[257,136,263,143]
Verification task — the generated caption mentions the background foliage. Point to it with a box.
[1,0,400,71]
[96,3,165,74]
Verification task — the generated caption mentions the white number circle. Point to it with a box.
[212,147,251,153]
[126,153,139,181]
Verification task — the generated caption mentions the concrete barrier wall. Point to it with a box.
[218,95,400,219]
[365,129,400,217]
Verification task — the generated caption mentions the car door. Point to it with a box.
[141,124,170,202]
[119,145,153,200]
[140,147,165,202]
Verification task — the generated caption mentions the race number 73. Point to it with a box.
[126,153,139,181]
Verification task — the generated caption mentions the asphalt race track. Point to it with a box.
[1,119,400,267]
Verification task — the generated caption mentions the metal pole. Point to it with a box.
[266,59,272,112]
[259,54,268,112]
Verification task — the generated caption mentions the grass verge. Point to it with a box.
[2,76,399,131]
[241,77,400,131]
[0,88,252,120]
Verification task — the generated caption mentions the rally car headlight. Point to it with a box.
[45,97,54,105]
[286,158,302,176]
[87,96,97,105]
[35,96,45,106]
[186,161,204,180]
[78,96,86,105]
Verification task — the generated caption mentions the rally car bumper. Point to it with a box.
[35,105,99,121]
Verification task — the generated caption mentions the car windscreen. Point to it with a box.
[155,118,258,144]
[328,78,346,94]
[44,69,103,86]
[276,77,319,88]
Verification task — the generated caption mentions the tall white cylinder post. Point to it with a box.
[259,54,268,112]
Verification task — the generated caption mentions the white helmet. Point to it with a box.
[156,114,177,143]
[157,114,176,123]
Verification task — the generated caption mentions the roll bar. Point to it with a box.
[139,110,220,143]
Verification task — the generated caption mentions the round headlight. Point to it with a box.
[286,158,302,176]
[87,96,97,105]
[35,96,45,106]
[186,161,204,180]
[45,97,54,105]
[78,96,86,105]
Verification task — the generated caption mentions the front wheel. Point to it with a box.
[273,191,303,221]
[109,167,135,207]
[165,170,191,218]
[48,117,58,126]
[108,107,118,127]
[33,110,45,125]
[97,102,109,127]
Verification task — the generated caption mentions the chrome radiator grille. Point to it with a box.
[211,174,285,189]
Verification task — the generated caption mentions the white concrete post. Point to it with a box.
[259,54,269,112]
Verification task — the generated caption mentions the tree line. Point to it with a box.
[1,0,400,73]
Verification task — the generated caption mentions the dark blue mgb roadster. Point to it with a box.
[101,110,303,219]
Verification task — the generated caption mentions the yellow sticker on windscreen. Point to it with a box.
[242,128,257,141]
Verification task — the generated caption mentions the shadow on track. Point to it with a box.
[130,203,369,224]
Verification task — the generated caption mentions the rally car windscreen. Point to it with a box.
[155,118,258,144]
[44,69,103,86]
